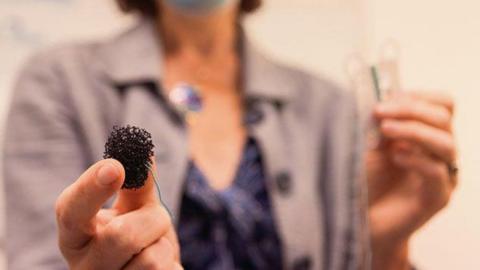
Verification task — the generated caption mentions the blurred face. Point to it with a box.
[162,0,239,14]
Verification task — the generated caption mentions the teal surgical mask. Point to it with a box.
[164,0,237,14]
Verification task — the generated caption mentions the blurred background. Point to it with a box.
[0,0,478,269]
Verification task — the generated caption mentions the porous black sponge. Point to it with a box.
[103,125,154,189]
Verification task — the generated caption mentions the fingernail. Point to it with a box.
[97,161,119,186]
[382,121,396,131]
[389,91,403,98]
[375,103,395,114]
[375,104,387,114]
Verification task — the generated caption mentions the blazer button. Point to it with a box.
[275,171,292,195]
[292,256,312,270]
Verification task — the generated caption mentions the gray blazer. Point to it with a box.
[3,19,369,270]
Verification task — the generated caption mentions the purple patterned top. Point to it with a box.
[177,138,283,269]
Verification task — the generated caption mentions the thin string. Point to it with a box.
[146,163,175,221]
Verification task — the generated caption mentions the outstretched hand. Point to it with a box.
[55,158,182,270]
[366,91,457,270]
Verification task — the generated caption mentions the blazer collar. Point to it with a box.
[99,19,295,103]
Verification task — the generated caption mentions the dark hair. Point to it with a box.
[116,0,262,17]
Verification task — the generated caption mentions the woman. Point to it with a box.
[4,0,457,269]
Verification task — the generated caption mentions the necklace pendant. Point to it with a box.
[168,83,203,113]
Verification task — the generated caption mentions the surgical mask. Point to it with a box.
[163,0,238,14]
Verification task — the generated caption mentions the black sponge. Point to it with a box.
[103,125,154,189]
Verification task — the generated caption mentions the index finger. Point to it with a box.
[56,159,125,250]
[113,158,160,213]
[390,91,455,113]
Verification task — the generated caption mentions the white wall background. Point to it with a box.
[0,0,478,269]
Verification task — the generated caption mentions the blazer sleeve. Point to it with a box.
[3,52,86,270]
[348,93,371,270]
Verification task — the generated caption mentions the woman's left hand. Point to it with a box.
[366,91,458,270]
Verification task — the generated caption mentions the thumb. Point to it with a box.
[56,159,124,250]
